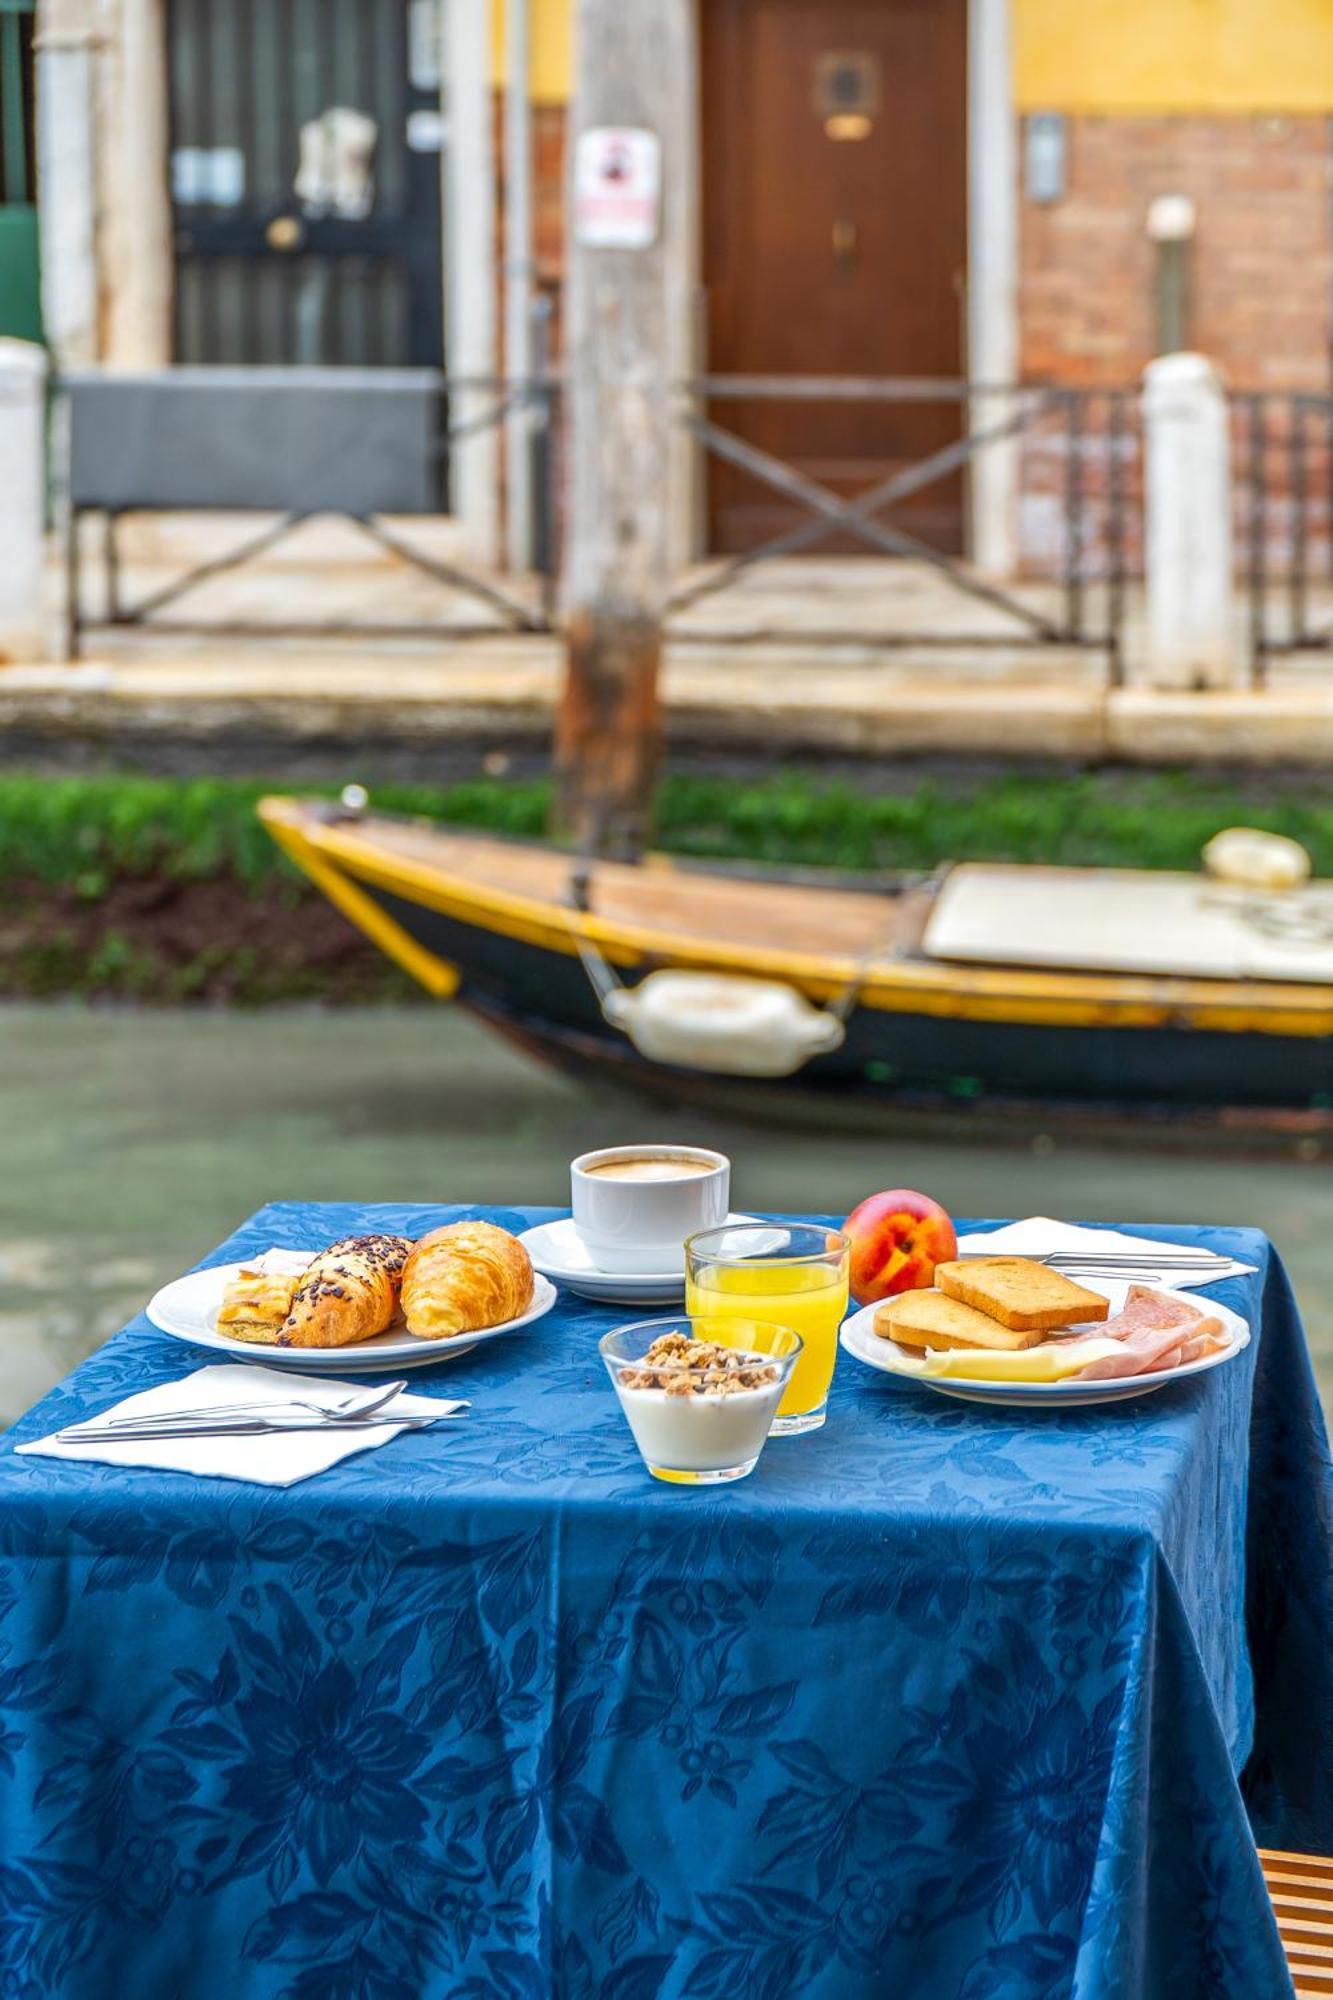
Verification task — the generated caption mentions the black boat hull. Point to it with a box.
[364,878,1333,1112]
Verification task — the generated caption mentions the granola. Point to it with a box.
[619,1330,780,1396]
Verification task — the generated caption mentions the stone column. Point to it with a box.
[443,0,499,564]
[0,341,50,662]
[1141,353,1239,689]
[35,3,99,366]
[967,0,1019,578]
[103,0,173,367]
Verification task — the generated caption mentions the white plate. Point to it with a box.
[838,1278,1250,1407]
[146,1263,558,1372]
[517,1214,770,1305]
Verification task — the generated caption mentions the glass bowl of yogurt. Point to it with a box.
[600,1316,803,1485]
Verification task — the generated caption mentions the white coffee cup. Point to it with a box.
[571,1145,731,1273]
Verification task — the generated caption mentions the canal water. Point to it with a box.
[2,1001,1330,1426]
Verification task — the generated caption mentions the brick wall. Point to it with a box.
[1017,113,1333,575]
[503,102,1332,580]
[1020,113,1333,392]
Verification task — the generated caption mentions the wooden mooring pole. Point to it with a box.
[553,0,691,857]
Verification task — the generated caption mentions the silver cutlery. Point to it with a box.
[1038,1252,1230,1266]
[59,1408,460,1440]
[59,1380,409,1441]
[54,1408,464,1445]
[1037,1258,1233,1275]
[963,1251,1233,1274]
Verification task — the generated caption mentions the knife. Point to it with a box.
[53,1411,464,1444]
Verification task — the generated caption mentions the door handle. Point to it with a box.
[832,218,858,269]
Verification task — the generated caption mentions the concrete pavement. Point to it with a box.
[8,540,1333,766]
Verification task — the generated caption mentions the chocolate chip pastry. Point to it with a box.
[278,1234,414,1348]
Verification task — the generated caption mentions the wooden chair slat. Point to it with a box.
[1263,1847,1333,1994]
[1267,1870,1333,1898]
[1276,1917,1333,1944]
[1270,1892,1333,1918]
[1264,1862,1333,1888]
[1279,1936,1333,1963]
[1264,1850,1333,1881]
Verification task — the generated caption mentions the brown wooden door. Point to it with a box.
[701,0,968,554]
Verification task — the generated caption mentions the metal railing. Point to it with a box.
[670,376,1137,684]
[60,359,563,656]
[1241,391,1333,685]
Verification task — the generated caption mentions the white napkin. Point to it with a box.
[956,1217,1256,1289]
[17,1364,467,1488]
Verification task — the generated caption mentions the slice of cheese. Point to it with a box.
[910,1337,1128,1383]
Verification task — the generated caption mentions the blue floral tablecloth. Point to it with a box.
[1,1205,1330,2000]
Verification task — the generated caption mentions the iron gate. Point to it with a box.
[1242,392,1333,685]
[167,0,443,370]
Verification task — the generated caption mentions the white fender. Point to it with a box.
[602,971,847,1077]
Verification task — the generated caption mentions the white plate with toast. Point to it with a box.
[840,1270,1250,1408]
[146,1263,558,1373]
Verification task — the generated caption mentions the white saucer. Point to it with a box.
[839,1279,1250,1408]
[146,1263,558,1372]
[517,1214,766,1305]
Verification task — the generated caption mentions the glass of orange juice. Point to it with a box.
[685,1222,850,1435]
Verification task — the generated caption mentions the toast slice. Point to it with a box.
[875,1289,1047,1353]
[934,1257,1109,1332]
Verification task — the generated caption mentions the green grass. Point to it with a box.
[4,769,1333,884]
[4,769,1328,1005]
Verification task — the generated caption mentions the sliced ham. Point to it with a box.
[1072,1286,1228,1380]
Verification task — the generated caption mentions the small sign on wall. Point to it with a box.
[1025,113,1067,204]
[573,127,661,249]
[171,147,245,207]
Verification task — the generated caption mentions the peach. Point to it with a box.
[843,1189,957,1305]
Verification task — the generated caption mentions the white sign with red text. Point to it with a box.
[574,127,661,249]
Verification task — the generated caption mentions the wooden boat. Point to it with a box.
[260,795,1333,1112]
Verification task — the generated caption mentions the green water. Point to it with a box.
[1,1002,1330,1425]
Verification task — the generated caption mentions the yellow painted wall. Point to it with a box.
[1015,0,1333,113]
[491,0,572,105]
[497,0,1333,116]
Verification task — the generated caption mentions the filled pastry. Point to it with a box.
[401,1221,534,1339]
[278,1234,413,1349]
[216,1251,312,1345]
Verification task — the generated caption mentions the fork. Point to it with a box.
[57,1411,461,1444]
[57,1380,409,1442]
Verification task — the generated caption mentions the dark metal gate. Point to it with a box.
[167,0,443,368]
[1242,392,1333,685]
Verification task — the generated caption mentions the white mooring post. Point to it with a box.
[0,340,49,663]
[1141,353,1239,689]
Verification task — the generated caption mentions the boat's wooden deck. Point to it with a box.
[360,817,925,962]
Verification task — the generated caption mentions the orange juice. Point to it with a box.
[685,1259,849,1431]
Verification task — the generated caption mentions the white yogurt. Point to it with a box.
[614,1378,784,1473]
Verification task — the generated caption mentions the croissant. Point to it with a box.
[278,1234,413,1349]
[401,1222,534,1340]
